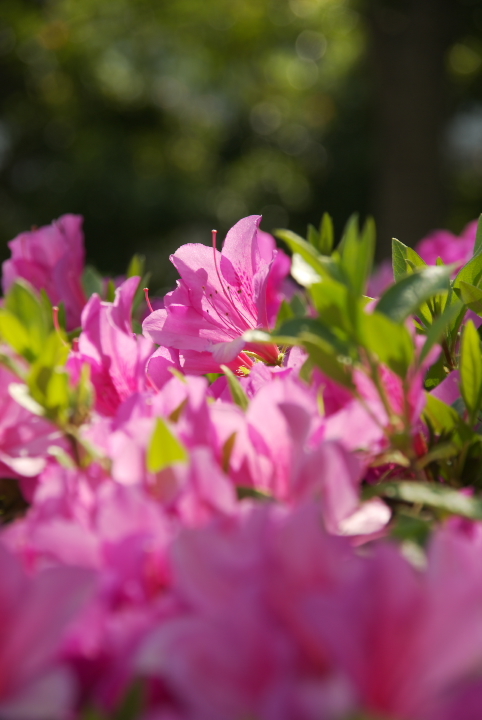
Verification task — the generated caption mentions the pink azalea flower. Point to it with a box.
[209,375,390,536]
[0,542,96,719]
[0,364,66,486]
[136,504,356,720]
[2,214,87,330]
[143,216,289,374]
[416,219,477,268]
[69,276,155,415]
[292,522,482,720]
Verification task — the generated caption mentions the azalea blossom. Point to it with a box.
[143,215,290,374]
[2,214,87,330]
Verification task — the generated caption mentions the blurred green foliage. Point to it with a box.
[1,0,482,287]
[0,0,368,286]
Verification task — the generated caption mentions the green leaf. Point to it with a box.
[423,393,462,434]
[82,266,104,298]
[277,317,352,354]
[147,418,188,473]
[392,238,427,282]
[112,679,145,720]
[474,213,482,256]
[220,365,249,410]
[290,253,322,286]
[274,299,295,330]
[222,432,237,473]
[455,281,482,314]
[359,311,414,377]
[366,481,482,519]
[27,332,71,422]
[418,301,464,365]
[80,710,106,720]
[275,228,330,279]
[453,251,482,293]
[309,279,355,336]
[126,253,146,279]
[106,279,116,303]
[301,332,355,388]
[236,486,274,501]
[376,265,452,323]
[318,212,334,255]
[3,280,51,358]
[338,215,376,296]
[460,320,482,421]
[306,224,319,249]
[0,311,33,361]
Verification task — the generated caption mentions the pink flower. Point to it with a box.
[143,216,289,374]
[292,522,482,720]
[69,277,155,415]
[0,542,96,719]
[2,214,87,330]
[136,504,356,720]
[367,259,393,298]
[0,364,67,486]
[416,220,477,268]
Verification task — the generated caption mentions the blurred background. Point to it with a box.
[0,0,481,289]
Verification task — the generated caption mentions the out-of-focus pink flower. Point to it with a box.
[416,220,477,268]
[367,259,393,298]
[143,216,290,375]
[209,375,390,536]
[0,542,96,720]
[292,521,482,720]
[0,364,66,485]
[2,214,87,330]
[69,276,155,415]
[137,504,357,720]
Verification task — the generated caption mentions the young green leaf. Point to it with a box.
[126,253,146,279]
[455,281,482,315]
[147,418,188,473]
[275,229,330,279]
[366,481,482,519]
[418,300,464,365]
[392,239,427,282]
[359,311,414,377]
[318,212,334,255]
[306,224,319,249]
[460,319,482,422]
[423,393,461,435]
[221,365,249,410]
[309,279,355,336]
[301,332,354,388]
[4,280,51,357]
[290,253,322,287]
[82,266,104,299]
[376,265,452,323]
[0,311,33,361]
[474,213,482,256]
[452,250,482,293]
[338,215,376,296]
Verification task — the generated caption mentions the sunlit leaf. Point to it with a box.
[147,418,188,473]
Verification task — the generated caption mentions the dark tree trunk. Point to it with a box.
[366,0,456,258]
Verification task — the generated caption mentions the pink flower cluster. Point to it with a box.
[0,214,481,719]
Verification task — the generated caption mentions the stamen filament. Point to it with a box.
[144,288,154,314]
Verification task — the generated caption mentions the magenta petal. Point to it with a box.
[143,305,231,350]
[220,215,262,285]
